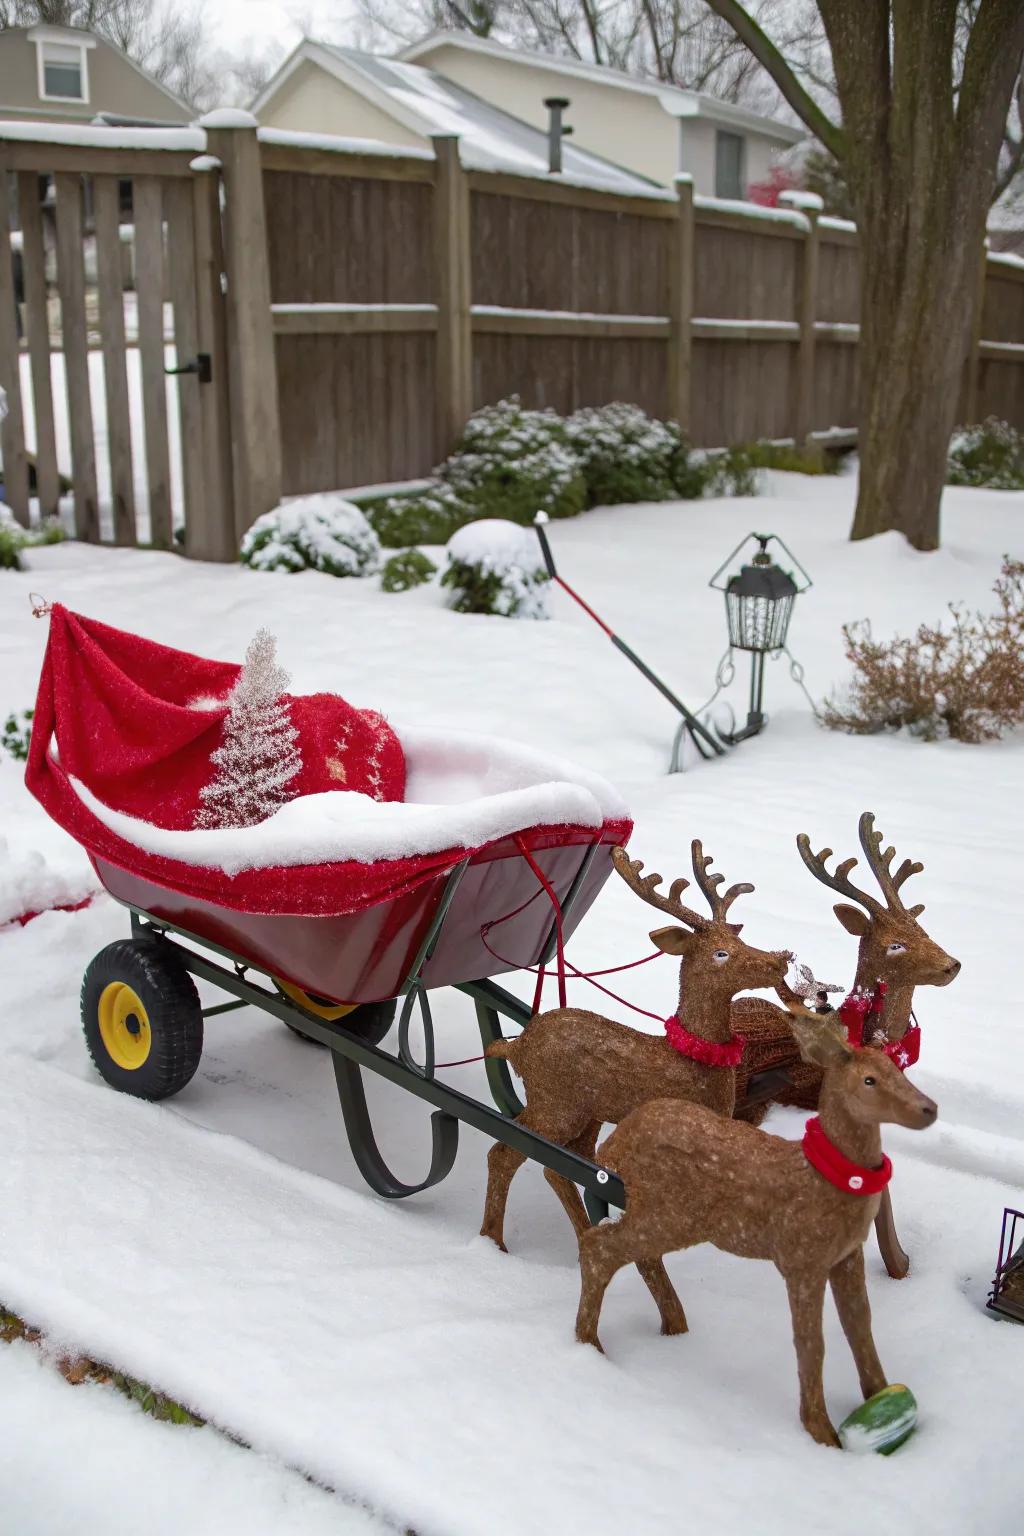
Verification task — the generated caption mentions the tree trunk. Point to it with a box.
[850,201,982,551]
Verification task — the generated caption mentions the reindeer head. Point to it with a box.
[612,842,789,1006]
[788,1010,938,1132]
[797,812,960,997]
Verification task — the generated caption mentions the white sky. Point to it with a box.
[208,0,361,55]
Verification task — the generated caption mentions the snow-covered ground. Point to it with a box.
[1,472,1022,1534]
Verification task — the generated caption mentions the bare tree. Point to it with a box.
[701,1,1024,551]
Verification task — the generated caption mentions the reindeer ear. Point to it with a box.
[650,925,693,956]
[834,903,870,937]
[728,922,743,935]
[789,1014,855,1069]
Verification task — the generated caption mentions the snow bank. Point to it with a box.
[0,834,96,928]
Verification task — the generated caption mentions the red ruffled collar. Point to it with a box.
[802,1115,892,1195]
[664,1015,745,1068]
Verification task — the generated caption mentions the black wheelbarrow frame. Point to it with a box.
[117,853,628,1221]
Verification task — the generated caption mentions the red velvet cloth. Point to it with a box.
[26,607,629,919]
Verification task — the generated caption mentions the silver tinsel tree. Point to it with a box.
[194,629,302,830]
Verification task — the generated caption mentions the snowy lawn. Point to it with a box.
[0,471,1022,1534]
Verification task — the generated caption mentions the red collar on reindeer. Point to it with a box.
[802,1115,892,1196]
[664,1015,746,1068]
[839,982,921,1072]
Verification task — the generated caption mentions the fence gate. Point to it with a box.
[0,131,234,561]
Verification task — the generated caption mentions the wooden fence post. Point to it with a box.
[964,239,989,426]
[668,173,694,436]
[17,170,60,520]
[783,190,821,446]
[433,134,472,460]
[201,110,281,546]
[0,164,29,525]
[188,154,236,562]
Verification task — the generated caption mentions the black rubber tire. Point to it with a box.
[81,938,203,1102]
[284,998,396,1048]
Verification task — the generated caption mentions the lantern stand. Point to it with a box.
[670,532,813,771]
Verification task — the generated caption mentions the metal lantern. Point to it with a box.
[987,1206,1024,1323]
[707,532,812,744]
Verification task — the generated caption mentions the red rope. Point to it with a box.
[513,834,567,1009]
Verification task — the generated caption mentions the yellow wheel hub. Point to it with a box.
[98,982,152,1071]
[275,979,356,1021]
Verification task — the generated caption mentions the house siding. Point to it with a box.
[412,42,789,194]
[257,59,429,150]
[0,28,190,123]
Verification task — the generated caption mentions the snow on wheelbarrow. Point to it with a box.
[25,605,632,1206]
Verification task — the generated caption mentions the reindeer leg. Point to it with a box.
[576,1219,641,1351]
[481,1108,585,1251]
[782,1268,838,1447]
[636,1257,688,1336]
[480,1139,527,1252]
[829,1247,887,1400]
[875,1187,911,1279]
[544,1120,601,1242]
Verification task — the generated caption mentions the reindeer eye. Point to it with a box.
[886,942,907,955]
[712,949,730,964]
[863,1075,876,1087]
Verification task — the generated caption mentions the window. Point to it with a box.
[715,130,745,200]
[42,43,84,101]
[29,28,95,106]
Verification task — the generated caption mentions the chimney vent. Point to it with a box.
[544,96,572,174]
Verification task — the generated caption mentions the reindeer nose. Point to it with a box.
[918,1099,938,1123]
[945,959,961,977]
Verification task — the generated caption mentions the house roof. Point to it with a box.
[252,42,667,194]
[399,30,805,144]
[7,23,192,117]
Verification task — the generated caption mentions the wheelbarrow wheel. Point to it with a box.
[81,939,203,1101]
[276,983,396,1048]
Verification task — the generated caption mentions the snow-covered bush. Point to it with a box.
[0,506,65,570]
[1,708,32,761]
[240,494,381,576]
[380,548,437,593]
[948,419,1024,490]
[565,402,685,506]
[823,557,1024,743]
[368,482,470,549]
[441,519,551,619]
[441,397,587,524]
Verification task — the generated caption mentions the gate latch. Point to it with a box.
[165,353,212,383]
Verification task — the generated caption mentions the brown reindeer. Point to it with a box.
[480,841,789,1251]
[575,1010,938,1446]
[734,812,960,1113]
[731,812,959,1277]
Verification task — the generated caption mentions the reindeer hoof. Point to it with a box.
[480,1228,508,1253]
[660,1315,688,1337]
[803,1417,840,1448]
[576,1331,604,1354]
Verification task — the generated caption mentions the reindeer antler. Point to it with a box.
[796,830,882,915]
[858,812,925,918]
[690,840,754,922]
[797,813,926,919]
[611,847,708,931]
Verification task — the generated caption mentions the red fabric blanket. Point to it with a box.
[26,608,625,919]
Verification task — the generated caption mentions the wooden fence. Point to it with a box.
[2,118,1023,558]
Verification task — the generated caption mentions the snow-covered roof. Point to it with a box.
[252,42,665,194]
[399,30,805,144]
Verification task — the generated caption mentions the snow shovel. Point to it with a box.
[533,514,727,764]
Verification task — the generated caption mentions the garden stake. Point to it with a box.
[533,514,726,763]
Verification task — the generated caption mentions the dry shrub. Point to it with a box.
[823,557,1024,743]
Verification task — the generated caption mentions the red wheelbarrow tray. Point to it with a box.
[26,608,632,1005]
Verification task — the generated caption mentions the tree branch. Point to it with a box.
[702,0,844,157]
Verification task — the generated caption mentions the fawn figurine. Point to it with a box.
[575,1008,938,1447]
[480,841,789,1251]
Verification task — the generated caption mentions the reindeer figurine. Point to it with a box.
[575,1008,939,1446]
[732,812,960,1278]
[480,841,789,1251]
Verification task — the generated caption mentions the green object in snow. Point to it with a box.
[838,1384,918,1455]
